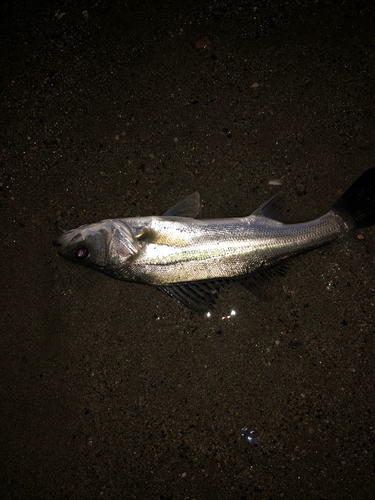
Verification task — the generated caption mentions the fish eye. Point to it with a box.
[75,246,89,260]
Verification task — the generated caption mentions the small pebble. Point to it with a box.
[195,36,213,49]
[269,180,282,186]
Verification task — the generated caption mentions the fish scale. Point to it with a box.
[120,211,347,285]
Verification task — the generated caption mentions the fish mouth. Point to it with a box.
[53,231,85,254]
[53,235,68,257]
[53,236,63,247]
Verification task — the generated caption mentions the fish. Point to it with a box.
[53,168,375,312]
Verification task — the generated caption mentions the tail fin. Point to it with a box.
[332,168,375,231]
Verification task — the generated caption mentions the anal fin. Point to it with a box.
[237,262,288,300]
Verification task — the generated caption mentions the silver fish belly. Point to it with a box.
[53,169,375,311]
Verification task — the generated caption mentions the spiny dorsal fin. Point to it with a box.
[251,192,287,222]
[163,192,200,218]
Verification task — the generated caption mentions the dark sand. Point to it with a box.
[1,1,374,498]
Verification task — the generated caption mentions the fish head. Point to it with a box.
[53,219,139,276]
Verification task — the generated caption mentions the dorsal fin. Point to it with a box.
[251,192,287,222]
[163,192,200,218]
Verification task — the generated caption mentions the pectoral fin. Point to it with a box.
[135,227,154,242]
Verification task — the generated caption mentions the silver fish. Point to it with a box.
[54,169,375,311]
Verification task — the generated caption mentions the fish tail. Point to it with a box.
[332,168,375,231]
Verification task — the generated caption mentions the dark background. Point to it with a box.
[1,0,374,498]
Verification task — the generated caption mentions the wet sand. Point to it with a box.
[1,1,374,498]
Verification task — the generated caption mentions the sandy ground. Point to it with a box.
[1,0,375,498]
